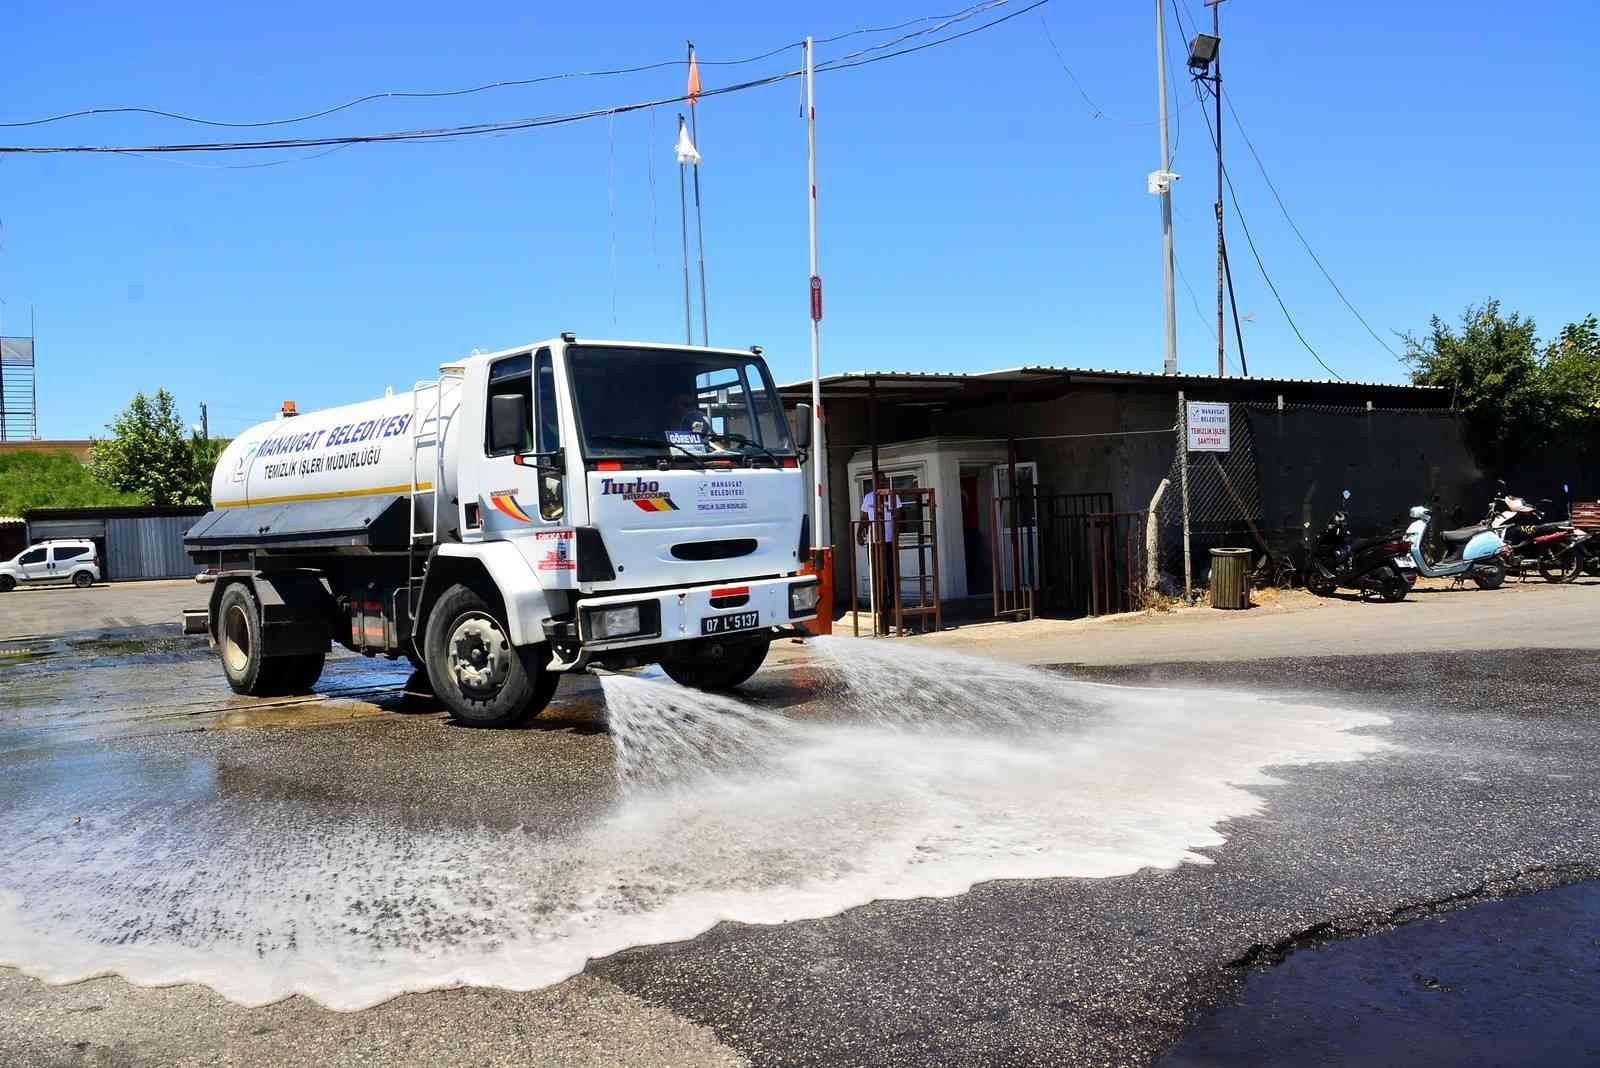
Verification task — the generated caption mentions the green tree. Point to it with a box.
[90,390,198,506]
[186,434,231,506]
[1402,301,1590,464]
[0,450,140,515]
[1542,314,1600,426]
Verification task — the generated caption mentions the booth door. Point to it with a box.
[992,462,1039,592]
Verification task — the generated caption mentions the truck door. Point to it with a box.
[477,349,576,577]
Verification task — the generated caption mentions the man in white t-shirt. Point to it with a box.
[857,472,904,633]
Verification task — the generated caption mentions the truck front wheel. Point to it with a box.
[661,636,771,691]
[424,583,553,728]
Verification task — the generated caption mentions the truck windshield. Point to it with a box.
[566,345,795,461]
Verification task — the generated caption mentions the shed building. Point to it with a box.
[781,366,1479,621]
[23,506,207,581]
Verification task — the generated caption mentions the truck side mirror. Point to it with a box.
[489,393,525,454]
[794,404,813,450]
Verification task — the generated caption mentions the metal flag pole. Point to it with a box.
[676,114,693,346]
[804,36,833,633]
[688,41,710,347]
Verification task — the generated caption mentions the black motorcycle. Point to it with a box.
[1302,492,1414,602]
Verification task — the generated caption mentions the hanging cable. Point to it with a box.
[1195,82,1344,380]
[0,1,1046,156]
[816,0,1047,72]
[0,0,1019,133]
[1223,94,1398,358]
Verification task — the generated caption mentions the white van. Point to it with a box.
[0,540,102,591]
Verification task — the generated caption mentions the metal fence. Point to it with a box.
[849,487,941,636]
[991,491,1147,620]
[106,516,201,580]
[1155,398,1484,594]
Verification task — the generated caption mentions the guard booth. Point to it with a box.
[845,437,1018,612]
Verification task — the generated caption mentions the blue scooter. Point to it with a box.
[1405,504,1508,589]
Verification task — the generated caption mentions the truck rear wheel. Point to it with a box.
[277,653,326,694]
[218,582,284,696]
[661,636,771,692]
[424,583,553,728]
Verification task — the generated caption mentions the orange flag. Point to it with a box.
[686,52,701,105]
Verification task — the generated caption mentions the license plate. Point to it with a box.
[702,611,760,636]
[1395,555,1416,570]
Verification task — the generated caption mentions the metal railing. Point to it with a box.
[849,487,941,636]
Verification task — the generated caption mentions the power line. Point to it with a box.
[823,0,1014,67]
[815,1,1017,45]
[1223,94,1398,358]
[818,0,1047,72]
[0,1,1046,157]
[0,47,798,132]
[1194,81,1344,381]
[0,0,1016,134]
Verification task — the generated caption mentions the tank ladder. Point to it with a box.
[406,376,447,645]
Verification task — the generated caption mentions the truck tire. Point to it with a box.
[276,653,326,694]
[217,582,286,696]
[424,583,551,728]
[72,570,94,588]
[661,636,771,691]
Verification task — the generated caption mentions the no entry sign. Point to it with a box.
[1186,401,1231,452]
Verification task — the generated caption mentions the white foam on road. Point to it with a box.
[0,640,1389,1010]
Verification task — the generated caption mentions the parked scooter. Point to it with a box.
[1405,504,1508,588]
[1485,486,1591,583]
[1302,490,1414,602]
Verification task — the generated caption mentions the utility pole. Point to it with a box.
[1207,0,1225,378]
[1154,0,1179,375]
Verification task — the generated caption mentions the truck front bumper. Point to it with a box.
[550,574,819,667]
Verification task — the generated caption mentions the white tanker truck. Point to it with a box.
[185,335,819,727]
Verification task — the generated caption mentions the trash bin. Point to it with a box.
[1209,547,1252,610]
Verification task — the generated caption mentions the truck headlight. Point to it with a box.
[582,602,658,641]
[789,580,820,618]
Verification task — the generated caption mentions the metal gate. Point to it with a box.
[1024,493,1148,618]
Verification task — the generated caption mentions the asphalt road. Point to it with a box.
[1,584,1597,1066]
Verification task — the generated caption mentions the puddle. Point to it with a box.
[1162,880,1600,1066]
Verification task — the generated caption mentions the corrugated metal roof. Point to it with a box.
[780,365,1443,392]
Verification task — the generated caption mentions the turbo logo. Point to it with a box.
[600,476,679,512]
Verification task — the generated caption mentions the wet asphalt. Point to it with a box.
[1,617,1597,1066]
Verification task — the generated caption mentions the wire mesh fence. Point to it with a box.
[1155,399,1482,594]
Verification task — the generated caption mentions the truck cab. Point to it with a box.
[186,337,818,727]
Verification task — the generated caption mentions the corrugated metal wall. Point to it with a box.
[105,516,200,580]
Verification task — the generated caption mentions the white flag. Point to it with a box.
[674,118,701,166]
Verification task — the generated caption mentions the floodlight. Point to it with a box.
[1187,33,1220,73]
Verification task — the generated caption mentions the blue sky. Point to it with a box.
[2,0,1595,439]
